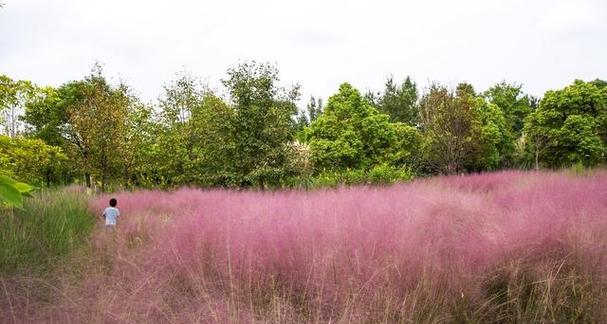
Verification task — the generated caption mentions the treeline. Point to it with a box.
[1,62,606,190]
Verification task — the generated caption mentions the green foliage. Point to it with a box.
[469,97,514,170]
[149,72,236,187]
[590,79,607,89]
[420,84,475,174]
[294,164,414,188]
[377,76,419,124]
[22,64,137,190]
[0,75,35,137]
[223,61,302,187]
[22,86,66,146]
[0,135,67,187]
[307,83,420,173]
[8,62,607,187]
[294,96,323,139]
[523,80,607,169]
[68,67,132,190]
[420,83,514,174]
[484,82,533,137]
[0,175,34,209]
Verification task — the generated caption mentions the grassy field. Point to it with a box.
[2,170,607,323]
[0,187,94,274]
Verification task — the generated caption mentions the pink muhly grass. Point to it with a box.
[6,170,607,323]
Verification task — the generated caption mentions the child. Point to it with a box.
[103,198,120,229]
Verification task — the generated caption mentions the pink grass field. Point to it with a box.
[5,170,607,323]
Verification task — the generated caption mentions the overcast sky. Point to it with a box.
[1,0,606,104]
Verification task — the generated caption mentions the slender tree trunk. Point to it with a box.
[85,172,91,188]
[534,146,540,170]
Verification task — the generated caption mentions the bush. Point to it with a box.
[304,165,414,188]
[0,136,68,187]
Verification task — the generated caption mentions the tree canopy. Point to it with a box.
[523,80,607,169]
[1,62,606,190]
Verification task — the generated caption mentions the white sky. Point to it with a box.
[1,0,606,105]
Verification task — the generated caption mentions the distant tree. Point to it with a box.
[456,82,476,97]
[294,96,323,136]
[25,64,134,190]
[22,86,65,146]
[590,79,607,89]
[420,84,474,174]
[222,61,301,187]
[484,82,533,137]
[377,76,418,125]
[364,89,381,107]
[523,80,607,169]
[420,82,511,174]
[310,97,323,122]
[0,75,34,138]
[156,72,205,183]
[118,97,155,187]
[468,96,513,170]
[307,83,420,172]
[189,94,235,185]
[66,66,131,191]
[294,109,309,133]
[146,72,237,187]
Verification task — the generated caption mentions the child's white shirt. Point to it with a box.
[103,207,120,226]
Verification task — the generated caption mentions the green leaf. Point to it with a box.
[0,175,18,185]
[0,182,23,208]
[13,182,35,194]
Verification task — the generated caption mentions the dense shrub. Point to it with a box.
[288,164,414,188]
[0,135,67,187]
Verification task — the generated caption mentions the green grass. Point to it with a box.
[0,188,94,274]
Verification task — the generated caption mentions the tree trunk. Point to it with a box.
[102,173,107,192]
[85,172,91,188]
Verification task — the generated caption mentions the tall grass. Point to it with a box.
[3,171,607,323]
[0,187,94,273]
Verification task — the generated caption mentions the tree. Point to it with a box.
[420,84,471,174]
[42,64,132,190]
[116,96,156,187]
[0,75,35,138]
[222,61,301,187]
[590,79,607,89]
[484,82,533,137]
[419,83,511,174]
[468,96,513,170]
[154,72,236,187]
[308,96,323,123]
[156,72,206,184]
[307,83,420,172]
[377,76,419,125]
[22,86,66,146]
[294,96,323,137]
[523,80,607,168]
[74,77,129,190]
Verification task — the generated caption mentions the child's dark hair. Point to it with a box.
[109,198,117,207]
